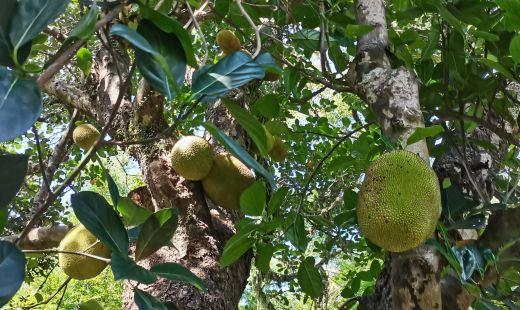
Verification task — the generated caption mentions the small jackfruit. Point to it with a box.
[356,150,441,252]
[73,124,100,150]
[78,299,104,310]
[201,153,255,210]
[58,225,111,280]
[216,30,241,55]
[171,136,214,181]
[269,137,287,162]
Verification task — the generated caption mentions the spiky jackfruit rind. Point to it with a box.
[171,136,214,181]
[356,150,441,252]
[216,30,241,55]
[73,124,100,150]
[58,225,111,280]
[201,153,255,210]
[269,137,287,162]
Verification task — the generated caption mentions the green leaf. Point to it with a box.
[191,51,265,100]
[255,52,283,75]
[510,36,520,64]
[0,153,28,209]
[267,187,288,216]
[240,180,266,216]
[0,68,42,142]
[406,125,444,145]
[71,191,129,254]
[66,4,99,42]
[0,0,31,67]
[222,99,269,155]
[431,2,464,34]
[76,47,93,77]
[0,208,7,234]
[150,263,207,291]
[479,58,516,81]
[442,185,480,215]
[252,94,280,119]
[0,241,26,307]
[344,24,374,39]
[117,197,152,227]
[204,123,275,188]
[135,208,179,261]
[9,0,71,59]
[103,170,119,207]
[255,242,275,274]
[134,288,168,310]
[110,23,183,99]
[138,4,196,67]
[286,214,308,251]
[111,252,157,284]
[421,29,440,61]
[297,257,323,298]
[452,245,484,281]
[220,234,254,269]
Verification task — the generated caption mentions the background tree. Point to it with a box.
[0,0,519,309]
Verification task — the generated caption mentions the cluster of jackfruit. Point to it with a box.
[58,225,111,280]
[215,29,282,81]
[73,124,100,151]
[356,150,441,252]
[170,133,286,209]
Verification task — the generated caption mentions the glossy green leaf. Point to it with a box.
[267,186,288,216]
[255,52,283,75]
[0,0,31,67]
[421,29,439,61]
[407,125,444,145]
[0,208,7,234]
[222,99,269,155]
[0,68,42,142]
[220,222,259,268]
[204,123,275,188]
[76,47,93,77]
[191,51,265,100]
[9,0,71,59]
[431,2,464,34]
[510,36,520,64]
[479,58,515,81]
[252,94,280,119]
[286,214,308,251]
[111,252,157,284]
[134,288,168,310]
[151,262,207,291]
[255,242,275,274]
[103,170,119,207]
[0,241,26,307]
[139,4,196,67]
[71,191,129,254]
[135,208,179,261]
[117,197,152,227]
[240,180,266,216]
[66,4,99,42]
[0,153,28,209]
[297,257,323,298]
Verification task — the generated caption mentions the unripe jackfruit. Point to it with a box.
[356,150,441,252]
[171,136,214,181]
[202,153,255,210]
[58,225,111,280]
[216,30,241,55]
[73,124,100,150]
[269,137,287,162]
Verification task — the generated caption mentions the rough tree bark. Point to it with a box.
[347,0,441,309]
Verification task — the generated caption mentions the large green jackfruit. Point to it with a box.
[216,30,241,55]
[73,124,100,150]
[58,225,111,280]
[268,137,287,162]
[356,150,441,252]
[171,136,214,181]
[201,153,255,210]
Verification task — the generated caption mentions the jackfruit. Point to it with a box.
[171,136,214,181]
[216,30,241,55]
[58,225,111,280]
[201,153,255,210]
[269,137,287,162]
[78,299,104,310]
[356,150,441,252]
[73,124,100,150]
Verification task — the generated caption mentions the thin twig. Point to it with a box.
[22,277,71,310]
[32,126,51,192]
[55,280,68,310]
[294,122,375,221]
[236,0,261,58]
[186,2,208,65]
[22,249,111,263]
[16,64,136,244]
